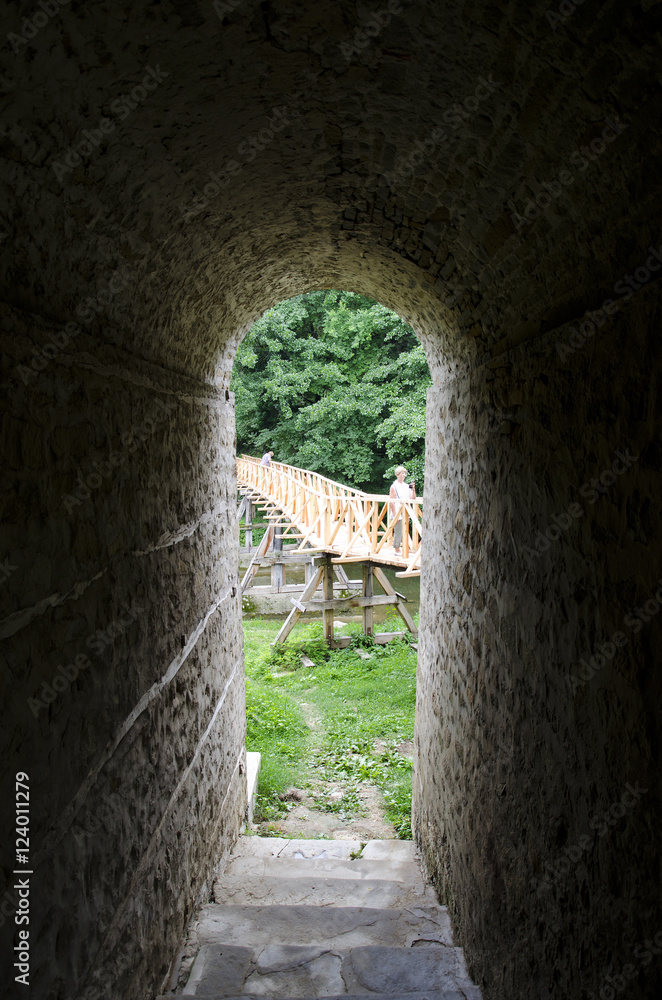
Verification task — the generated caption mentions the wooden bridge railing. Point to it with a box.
[236,456,423,576]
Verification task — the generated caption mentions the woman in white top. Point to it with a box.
[389,465,416,555]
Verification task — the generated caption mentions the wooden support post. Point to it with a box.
[322,554,335,646]
[244,498,253,551]
[402,508,410,559]
[362,562,374,638]
[272,525,284,591]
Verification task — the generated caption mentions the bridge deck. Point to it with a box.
[237,457,422,577]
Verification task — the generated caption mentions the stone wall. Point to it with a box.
[0,303,246,999]
[414,280,662,999]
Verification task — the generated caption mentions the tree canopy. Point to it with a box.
[231,291,430,493]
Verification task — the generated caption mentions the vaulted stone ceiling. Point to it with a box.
[3,0,660,383]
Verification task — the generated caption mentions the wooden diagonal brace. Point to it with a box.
[240,524,274,593]
[372,565,418,637]
[272,565,325,644]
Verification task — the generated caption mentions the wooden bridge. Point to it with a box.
[236,456,423,646]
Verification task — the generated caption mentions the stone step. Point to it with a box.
[175,942,480,998]
[228,837,417,864]
[360,841,416,863]
[213,873,438,908]
[222,855,425,885]
[229,837,364,860]
[195,903,453,949]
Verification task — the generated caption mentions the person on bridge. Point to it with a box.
[260,450,274,466]
[389,465,416,556]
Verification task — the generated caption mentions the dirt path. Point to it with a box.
[250,697,398,840]
[249,782,397,840]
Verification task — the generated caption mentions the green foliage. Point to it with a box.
[383,775,413,839]
[231,291,431,493]
[239,517,268,548]
[245,679,307,743]
[316,737,412,786]
[247,622,330,679]
[262,624,329,672]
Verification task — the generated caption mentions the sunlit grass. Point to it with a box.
[243,614,417,836]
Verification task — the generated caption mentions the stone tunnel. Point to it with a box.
[1,1,661,998]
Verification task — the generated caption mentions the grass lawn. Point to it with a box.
[243,614,418,838]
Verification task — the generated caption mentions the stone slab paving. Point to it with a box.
[159,839,482,999]
[176,943,477,998]
[161,993,468,1000]
[163,993,468,1000]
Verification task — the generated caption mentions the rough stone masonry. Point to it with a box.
[0,2,660,999]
